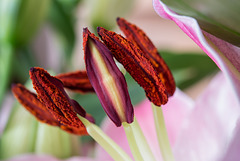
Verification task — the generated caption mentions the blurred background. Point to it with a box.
[0,0,218,159]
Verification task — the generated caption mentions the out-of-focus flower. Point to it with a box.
[153,0,240,99]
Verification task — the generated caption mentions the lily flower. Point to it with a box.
[2,86,192,161]
[6,15,238,161]
[5,72,238,161]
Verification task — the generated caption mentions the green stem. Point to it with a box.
[122,117,156,161]
[152,104,175,161]
[79,117,133,161]
[0,44,14,107]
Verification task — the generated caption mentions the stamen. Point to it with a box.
[29,67,88,135]
[98,27,168,106]
[11,83,60,126]
[56,71,95,93]
[117,17,176,96]
[11,83,89,136]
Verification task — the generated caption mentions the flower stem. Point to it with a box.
[122,117,156,161]
[152,104,175,161]
[79,117,133,161]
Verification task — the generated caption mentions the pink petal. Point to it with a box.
[153,0,240,99]
[173,73,239,161]
[220,119,240,161]
[95,89,194,161]
[5,154,95,161]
